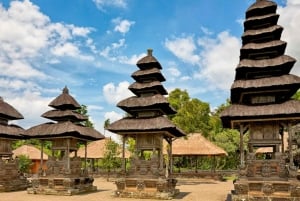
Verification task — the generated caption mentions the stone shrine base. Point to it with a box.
[114,177,179,199]
[27,176,97,196]
[0,177,28,192]
[231,179,300,201]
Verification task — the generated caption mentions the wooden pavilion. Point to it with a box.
[108,49,186,199]
[25,87,105,195]
[0,97,28,192]
[220,0,300,200]
[170,133,227,175]
[13,144,49,174]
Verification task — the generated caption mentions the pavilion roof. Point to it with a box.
[48,86,81,110]
[13,144,48,160]
[0,124,24,139]
[108,116,185,138]
[168,133,227,156]
[25,121,105,141]
[73,138,131,159]
[0,97,23,120]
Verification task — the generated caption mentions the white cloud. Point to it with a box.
[103,81,133,104]
[167,67,181,77]
[196,31,240,90]
[93,0,127,11]
[118,53,146,65]
[112,18,135,34]
[278,1,300,75]
[104,111,123,123]
[100,39,126,60]
[165,36,200,65]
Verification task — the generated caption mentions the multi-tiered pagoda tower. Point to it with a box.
[0,97,27,191]
[108,49,186,199]
[26,87,104,195]
[221,0,300,200]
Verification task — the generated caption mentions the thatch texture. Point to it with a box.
[48,86,81,110]
[129,81,167,95]
[243,24,282,37]
[0,97,23,120]
[25,121,105,141]
[232,74,300,89]
[73,138,131,158]
[237,55,295,69]
[136,49,162,69]
[241,40,286,52]
[13,145,48,160]
[221,100,300,128]
[169,133,227,156]
[42,110,88,122]
[131,68,165,82]
[108,116,185,137]
[246,0,276,14]
[117,94,175,114]
[0,124,24,139]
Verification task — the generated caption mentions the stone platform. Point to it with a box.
[114,177,179,199]
[232,180,300,201]
[27,176,96,196]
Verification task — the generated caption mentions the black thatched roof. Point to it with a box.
[240,40,286,60]
[117,94,176,115]
[237,55,296,69]
[107,116,185,137]
[0,124,24,139]
[136,49,162,70]
[25,121,104,141]
[244,13,279,30]
[242,25,282,45]
[131,68,165,82]
[0,97,23,120]
[129,81,168,96]
[220,100,300,128]
[42,110,88,122]
[48,86,81,110]
[232,74,300,89]
[246,0,277,19]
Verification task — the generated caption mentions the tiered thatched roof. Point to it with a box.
[26,87,104,141]
[220,0,300,128]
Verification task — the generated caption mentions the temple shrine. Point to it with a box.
[221,0,300,200]
[0,97,27,191]
[108,49,186,199]
[26,87,105,195]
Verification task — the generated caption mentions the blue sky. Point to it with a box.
[0,0,299,139]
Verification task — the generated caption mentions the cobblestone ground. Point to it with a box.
[0,177,233,201]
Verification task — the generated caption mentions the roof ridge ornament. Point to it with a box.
[147,48,153,56]
[63,86,69,94]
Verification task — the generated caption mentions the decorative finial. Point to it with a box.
[63,86,69,94]
[147,49,153,56]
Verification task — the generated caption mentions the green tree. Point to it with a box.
[102,139,121,180]
[76,104,94,128]
[104,119,110,136]
[168,88,190,119]
[172,98,211,136]
[17,155,32,174]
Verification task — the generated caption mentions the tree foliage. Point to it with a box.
[102,139,121,172]
[76,104,94,128]
[168,89,211,137]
